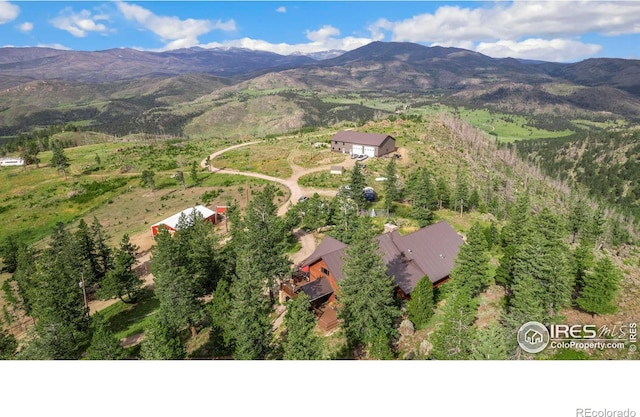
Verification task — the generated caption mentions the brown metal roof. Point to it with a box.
[331,131,395,147]
[298,277,335,302]
[301,221,463,295]
[300,235,347,267]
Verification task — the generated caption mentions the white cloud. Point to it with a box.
[368,1,640,60]
[476,38,602,62]
[50,7,110,38]
[305,25,340,42]
[37,43,71,51]
[18,21,32,32]
[201,24,373,55]
[116,1,235,50]
[0,1,19,24]
[276,6,286,14]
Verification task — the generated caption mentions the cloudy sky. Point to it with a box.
[1,1,639,62]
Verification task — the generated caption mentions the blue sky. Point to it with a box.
[1,1,639,62]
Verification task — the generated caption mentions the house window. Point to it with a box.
[320,267,330,276]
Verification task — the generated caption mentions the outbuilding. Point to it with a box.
[330,165,344,175]
[151,205,217,237]
[330,131,396,157]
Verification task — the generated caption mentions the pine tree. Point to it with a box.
[338,217,400,355]
[568,198,589,243]
[301,193,329,231]
[411,168,436,227]
[450,222,492,297]
[140,315,186,360]
[576,256,622,315]
[91,217,112,279]
[50,140,69,179]
[99,234,142,303]
[471,322,508,360]
[495,192,533,287]
[0,327,17,359]
[190,161,198,185]
[349,162,367,210]
[152,227,205,335]
[86,314,126,360]
[328,190,358,244]
[73,219,99,287]
[430,289,476,360]
[435,176,451,210]
[209,277,234,354]
[140,170,155,191]
[0,235,20,273]
[453,167,470,214]
[229,247,273,360]
[573,240,596,290]
[405,276,434,329]
[283,293,323,360]
[383,158,399,211]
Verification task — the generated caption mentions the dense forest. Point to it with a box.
[514,129,640,222]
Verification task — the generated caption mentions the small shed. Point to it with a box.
[330,165,344,175]
[151,205,216,237]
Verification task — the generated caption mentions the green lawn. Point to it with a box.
[98,289,159,340]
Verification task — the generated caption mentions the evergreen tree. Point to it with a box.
[495,192,533,287]
[430,289,476,360]
[328,190,358,244]
[576,256,622,315]
[301,193,329,231]
[140,315,186,360]
[435,176,451,210]
[11,244,37,316]
[99,234,142,303]
[29,249,91,357]
[411,168,436,227]
[338,217,400,355]
[484,221,499,250]
[0,234,20,273]
[453,167,470,214]
[349,162,367,210]
[91,217,112,279]
[450,222,492,297]
[0,327,17,359]
[283,293,323,360]
[405,276,434,329]
[588,206,606,249]
[471,322,509,360]
[86,314,126,360]
[50,140,69,179]
[152,227,205,336]
[73,219,99,287]
[383,158,399,211]
[26,140,40,168]
[229,247,273,360]
[190,161,198,185]
[573,240,596,289]
[468,188,480,211]
[235,185,291,302]
[140,170,155,191]
[568,198,589,243]
[94,153,101,169]
[209,277,234,354]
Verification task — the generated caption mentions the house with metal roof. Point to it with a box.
[330,131,397,157]
[280,221,464,330]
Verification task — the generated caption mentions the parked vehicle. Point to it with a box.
[298,196,309,202]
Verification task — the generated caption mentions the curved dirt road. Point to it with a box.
[201,140,355,216]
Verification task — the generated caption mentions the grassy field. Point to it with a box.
[213,141,294,177]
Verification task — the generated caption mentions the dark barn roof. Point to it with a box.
[331,131,394,147]
[301,221,463,294]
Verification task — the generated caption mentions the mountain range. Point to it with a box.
[1,41,639,137]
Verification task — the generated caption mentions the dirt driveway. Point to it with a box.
[201,140,356,217]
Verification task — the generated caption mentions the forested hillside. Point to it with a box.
[515,129,640,224]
